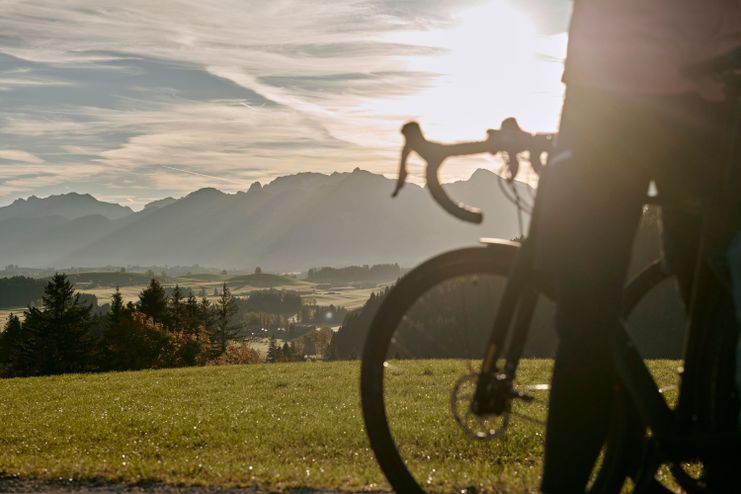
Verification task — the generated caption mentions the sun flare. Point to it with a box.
[380,0,567,138]
[371,0,568,183]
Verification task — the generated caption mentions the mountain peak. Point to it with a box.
[186,188,226,199]
[143,197,177,211]
[0,192,133,221]
[264,172,328,193]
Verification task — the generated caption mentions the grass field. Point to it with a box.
[74,274,381,312]
[80,285,149,306]
[0,308,23,327]
[306,285,388,310]
[0,360,681,493]
[226,273,305,289]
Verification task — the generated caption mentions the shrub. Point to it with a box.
[207,341,261,366]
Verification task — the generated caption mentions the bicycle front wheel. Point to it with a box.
[360,244,556,493]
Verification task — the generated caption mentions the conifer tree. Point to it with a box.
[281,341,295,362]
[183,294,201,338]
[138,279,168,324]
[211,283,239,355]
[200,297,215,342]
[0,313,23,375]
[169,284,184,331]
[108,287,125,325]
[266,335,279,363]
[20,273,94,375]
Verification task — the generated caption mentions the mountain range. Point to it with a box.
[0,169,531,271]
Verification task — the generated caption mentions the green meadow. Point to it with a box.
[0,360,681,493]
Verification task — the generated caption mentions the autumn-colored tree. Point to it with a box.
[103,312,170,371]
[208,341,260,366]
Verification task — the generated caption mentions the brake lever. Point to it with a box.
[499,117,523,182]
[393,122,426,198]
[528,134,553,176]
[392,145,410,197]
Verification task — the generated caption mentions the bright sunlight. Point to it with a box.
[379,0,568,140]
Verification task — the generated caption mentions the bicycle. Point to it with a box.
[361,47,741,494]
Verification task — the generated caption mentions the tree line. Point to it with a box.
[0,274,246,377]
[306,264,402,284]
[0,276,47,307]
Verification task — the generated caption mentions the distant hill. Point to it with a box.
[177,273,227,282]
[307,264,402,284]
[0,168,530,271]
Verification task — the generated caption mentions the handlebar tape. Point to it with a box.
[426,162,484,224]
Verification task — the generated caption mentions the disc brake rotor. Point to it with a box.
[450,372,510,440]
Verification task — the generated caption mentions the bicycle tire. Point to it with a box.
[623,260,741,490]
[590,260,672,492]
[361,245,656,493]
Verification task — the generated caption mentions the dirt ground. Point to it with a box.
[0,477,391,494]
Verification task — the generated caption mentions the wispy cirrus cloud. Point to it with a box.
[0,0,570,208]
[0,149,45,164]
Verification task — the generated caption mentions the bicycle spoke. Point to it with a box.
[510,410,546,427]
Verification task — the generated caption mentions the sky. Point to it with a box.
[0,0,572,209]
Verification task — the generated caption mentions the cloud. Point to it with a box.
[0,0,569,208]
[0,162,109,198]
[0,149,45,164]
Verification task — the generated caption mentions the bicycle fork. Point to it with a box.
[471,237,541,416]
[470,167,551,417]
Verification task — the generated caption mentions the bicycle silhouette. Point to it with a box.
[361,48,741,493]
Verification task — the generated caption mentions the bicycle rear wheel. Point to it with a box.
[622,260,741,490]
[360,245,634,493]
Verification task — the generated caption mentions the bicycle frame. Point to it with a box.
[472,165,674,424]
[471,75,741,486]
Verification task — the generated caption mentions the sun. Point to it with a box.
[380,0,567,140]
[365,0,568,184]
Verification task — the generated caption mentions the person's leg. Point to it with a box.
[654,94,740,488]
[731,234,741,430]
[537,89,650,492]
[540,188,646,491]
